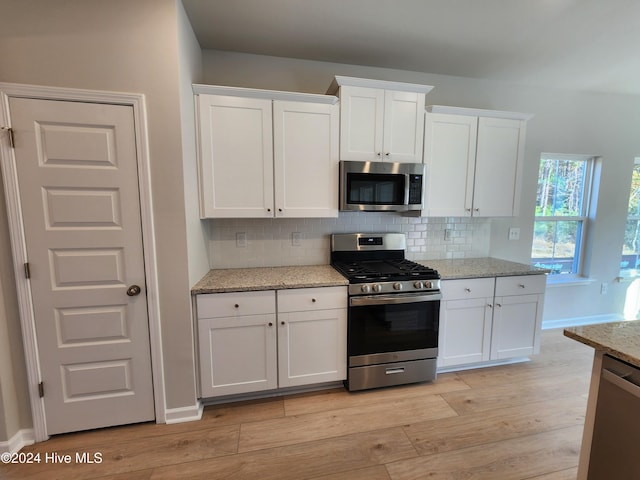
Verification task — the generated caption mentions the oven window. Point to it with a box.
[347,173,405,205]
[348,300,439,356]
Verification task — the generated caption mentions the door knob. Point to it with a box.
[126,285,142,296]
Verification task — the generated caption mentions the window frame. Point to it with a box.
[531,153,595,278]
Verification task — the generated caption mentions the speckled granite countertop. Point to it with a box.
[192,265,348,294]
[421,257,549,280]
[564,321,640,368]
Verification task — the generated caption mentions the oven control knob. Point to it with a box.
[372,284,382,293]
[413,281,423,289]
[424,281,432,289]
[361,284,371,294]
[393,282,402,291]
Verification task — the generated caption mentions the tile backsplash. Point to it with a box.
[208,213,490,269]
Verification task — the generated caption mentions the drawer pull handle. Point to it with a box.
[386,367,405,375]
[518,284,526,288]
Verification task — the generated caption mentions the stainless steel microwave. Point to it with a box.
[339,160,425,212]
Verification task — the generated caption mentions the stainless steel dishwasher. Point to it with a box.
[587,354,640,479]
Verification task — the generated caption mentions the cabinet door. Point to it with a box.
[198,314,277,397]
[197,94,274,218]
[473,117,525,217]
[438,297,493,367]
[383,90,425,163]
[339,86,384,161]
[273,101,339,218]
[423,113,477,216]
[490,293,543,360]
[277,308,347,388]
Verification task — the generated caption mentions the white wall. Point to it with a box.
[177,0,209,286]
[200,49,640,323]
[0,0,199,440]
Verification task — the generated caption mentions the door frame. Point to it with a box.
[0,83,165,441]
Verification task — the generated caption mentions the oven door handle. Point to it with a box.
[350,292,442,306]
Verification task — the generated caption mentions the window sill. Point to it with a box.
[545,275,596,287]
[617,271,640,283]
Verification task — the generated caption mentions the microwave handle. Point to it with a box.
[404,173,411,206]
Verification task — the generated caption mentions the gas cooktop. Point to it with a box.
[330,233,440,295]
[331,258,439,283]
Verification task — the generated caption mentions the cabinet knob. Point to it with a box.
[267,208,271,212]
[518,284,526,288]
[464,288,471,293]
[496,303,502,308]
[385,152,390,157]
[281,321,285,325]
[312,298,316,303]
[474,208,480,212]
[278,208,283,212]
[234,304,239,308]
[465,208,471,212]
[376,152,382,157]
[268,322,273,327]
[487,303,493,308]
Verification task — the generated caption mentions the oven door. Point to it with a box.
[348,292,441,367]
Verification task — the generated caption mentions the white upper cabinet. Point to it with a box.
[195,85,339,218]
[423,106,532,217]
[273,101,339,218]
[197,94,274,218]
[327,76,433,163]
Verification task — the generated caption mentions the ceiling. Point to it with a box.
[182,0,640,96]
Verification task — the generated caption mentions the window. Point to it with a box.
[531,154,593,275]
[620,158,640,275]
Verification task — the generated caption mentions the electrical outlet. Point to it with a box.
[508,227,520,241]
[236,232,247,248]
[292,232,303,246]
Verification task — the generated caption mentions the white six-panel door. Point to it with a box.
[9,97,155,434]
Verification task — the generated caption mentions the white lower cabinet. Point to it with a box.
[197,287,347,398]
[438,275,546,369]
[277,287,347,388]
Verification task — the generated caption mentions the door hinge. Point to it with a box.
[24,262,30,279]
[1,127,14,148]
[38,382,44,398]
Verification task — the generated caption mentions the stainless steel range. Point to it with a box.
[331,233,441,391]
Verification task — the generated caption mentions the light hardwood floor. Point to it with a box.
[1,328,593,480]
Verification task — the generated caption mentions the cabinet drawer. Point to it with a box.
[196,290,276,319]
[495,274,546,296]
[441,278,495,300]
[277,286,347,313]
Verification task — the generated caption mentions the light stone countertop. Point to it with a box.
[192,258,547,294]
[191,265,348,294]
[564,321,640,368]
[421,257,549,280]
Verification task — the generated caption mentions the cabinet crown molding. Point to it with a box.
[427,105,534,121]
[193,84,338,104]
[326,76,435,95]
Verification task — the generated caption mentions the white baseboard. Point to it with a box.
[0,429,35,454]
[163,401,203,424]
[542,313,624,330]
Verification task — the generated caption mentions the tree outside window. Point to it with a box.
[621,159,640,274]
[531,155,593,275]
